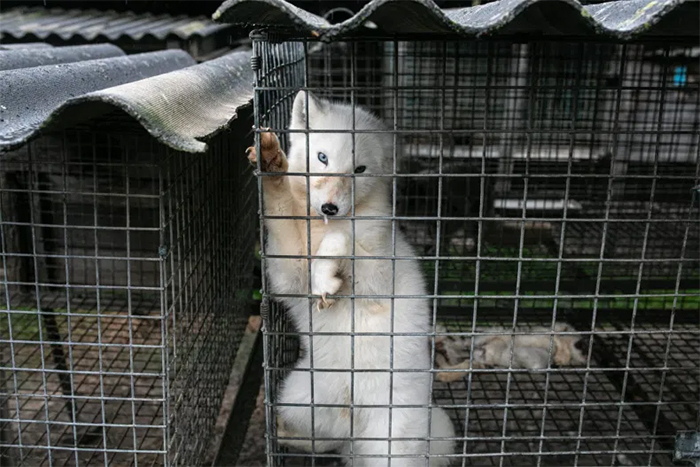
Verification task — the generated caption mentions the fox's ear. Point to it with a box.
[290,91,326,129]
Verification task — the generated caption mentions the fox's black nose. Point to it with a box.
[321,203,338,216]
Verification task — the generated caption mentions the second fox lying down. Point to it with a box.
[247,91,455,466]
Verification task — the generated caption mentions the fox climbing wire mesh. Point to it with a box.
[249,28,700,467]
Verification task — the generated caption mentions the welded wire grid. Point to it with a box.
[254,35,700,466]
[0,114,256,466]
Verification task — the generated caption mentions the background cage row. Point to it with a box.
[268,38,700,299]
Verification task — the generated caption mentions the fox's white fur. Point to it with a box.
[248,91,455,466]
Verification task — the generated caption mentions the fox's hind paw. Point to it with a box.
[246,129,288,174]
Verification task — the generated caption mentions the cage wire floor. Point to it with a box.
[432,318,698,467]
[1,292,167,467]
[270,316,698,467]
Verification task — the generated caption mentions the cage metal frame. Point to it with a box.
[0,111,257,466]
[250,28,700,467]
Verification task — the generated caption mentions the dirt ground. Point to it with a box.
[236,386,267,467]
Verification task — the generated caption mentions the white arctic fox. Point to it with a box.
[246,91,455,466]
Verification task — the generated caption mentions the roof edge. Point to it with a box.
[2,50,254,154]
[213,0,698,40]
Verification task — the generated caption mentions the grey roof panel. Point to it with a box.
[0,50,195,150]
[0,48,254,153]
[213,0,698,40]
[0,43,124,71]
[60,50,255,153]
[0,42,53,51]
[1,7,234,42]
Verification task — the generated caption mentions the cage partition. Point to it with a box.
[1,49,256,466]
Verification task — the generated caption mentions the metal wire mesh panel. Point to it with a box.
[0,113,256,466]
[253,35,699,466]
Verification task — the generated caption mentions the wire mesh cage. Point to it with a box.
[0,111,256,466]
[251,30,699,467]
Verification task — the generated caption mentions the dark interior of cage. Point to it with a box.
[258,39,699,466]
[1,113,253,466]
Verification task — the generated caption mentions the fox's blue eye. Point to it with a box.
[318,152,328,165]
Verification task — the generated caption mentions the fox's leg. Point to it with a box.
[247,131,305,298]
[435,359,486,383]
[246,130,292,218]
[276,354,349,453]
[312,229,351,309]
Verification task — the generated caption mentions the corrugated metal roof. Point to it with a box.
[0,7,234,42]
[213,0,699,40]
[0,43,124,71]
[0,46,254,153]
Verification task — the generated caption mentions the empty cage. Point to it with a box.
[0,49,256,466]
[213,0,700,464]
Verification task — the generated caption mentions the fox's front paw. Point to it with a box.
[311,259,343,310]
[245,129,288,174]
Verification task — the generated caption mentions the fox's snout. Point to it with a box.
[321,203,339,216]
[311,176,351,217]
